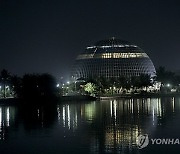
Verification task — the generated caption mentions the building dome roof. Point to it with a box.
[95,37,130,46]
[85,37,144,55]
[72,37,156,79]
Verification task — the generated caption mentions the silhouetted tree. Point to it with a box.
[19,73,58,100]
[139,74,152,91]
[97,76,109,94]
[156,66,175,85]
[118,76,131,90]
[10,75,22,98]
[131,76,140,89]
[38,73,57,97]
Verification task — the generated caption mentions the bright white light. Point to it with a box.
[167,84,170,87]
[113,101,117,120]
[67,81,70,84]
[63,106,65,127]
[86,45,137,49]
[76,52,148,60]
[6,107,10,127]
[110,101,112,117]
[56,84,60,87]
[0,108,2,127]
[67,105,70,129]
[172,97,175,113]
[86,46,96,49]
[57,105,60,121]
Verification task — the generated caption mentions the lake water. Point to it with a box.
[0,97,180,154]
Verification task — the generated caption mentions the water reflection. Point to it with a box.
[0,106,16,140]
[0,97,180,154]
[57,104,78,130]
[18,104,57,130]
[55,98,180,153]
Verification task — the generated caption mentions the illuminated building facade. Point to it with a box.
[72,37,156,79]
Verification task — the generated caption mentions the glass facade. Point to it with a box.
[72,38,156,79]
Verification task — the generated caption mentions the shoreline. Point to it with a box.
[0,93,180,105]
[99,93,180,100]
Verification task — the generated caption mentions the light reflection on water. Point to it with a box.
[0,97,180,154]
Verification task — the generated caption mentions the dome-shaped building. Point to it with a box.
[72,37,156,80]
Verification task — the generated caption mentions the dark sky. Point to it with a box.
[0,0,180,79]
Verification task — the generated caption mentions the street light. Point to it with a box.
[167,83,171,87]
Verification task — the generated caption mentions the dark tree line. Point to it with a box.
[19,74,58,98]
[0,69,58,99]
[156,66,180,86]
[1,66,180,99]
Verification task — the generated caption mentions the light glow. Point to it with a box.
[6,107,10,127]
[77,52,148,60]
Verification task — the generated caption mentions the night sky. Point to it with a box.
[0,0,180,80]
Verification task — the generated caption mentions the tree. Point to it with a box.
[108,77,117,94]
[10,75,22,98]
[84,82,96,96]
[118,76,131,90]
[156,66,175,84]
[139,74,152,91]
[19,73,58,99]
[86,76,107,94]
[131,76,141,90]
[38,74,57,97]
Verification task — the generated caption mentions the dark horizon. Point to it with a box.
[0,0,180,79]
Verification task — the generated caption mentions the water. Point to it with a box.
[0,97,180,154]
